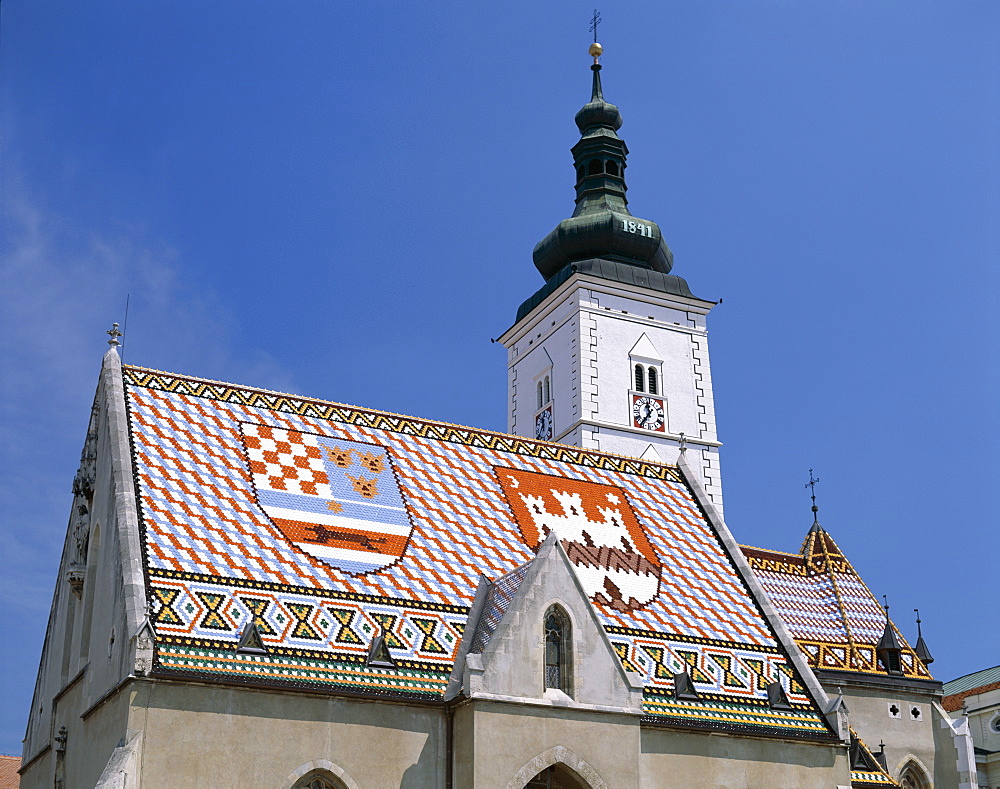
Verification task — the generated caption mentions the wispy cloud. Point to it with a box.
[0,177,296,676]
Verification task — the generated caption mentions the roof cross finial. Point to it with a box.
[678,432,687,453]
[107,322,123,347]
[914,608,923,637]
[589,9,602,43]
[883,594,890,618]
[805,468,820,524]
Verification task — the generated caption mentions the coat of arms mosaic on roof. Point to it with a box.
[124,366,834,738]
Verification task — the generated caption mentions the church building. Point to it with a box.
[19,43,979,789]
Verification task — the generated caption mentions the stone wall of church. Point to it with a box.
[134,681,445,788]
[21,351,150,786]
[19,677,133,789]
[833,681,943,785]
[639,727,850,788]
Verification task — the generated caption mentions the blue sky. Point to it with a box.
[2,1,998,755]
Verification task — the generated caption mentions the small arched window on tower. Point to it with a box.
[647,367,658,395]
[543,605,572,696]
[634,364,645,392]
[537,381,543,410]
[606,160,619,177]
[543,376,551,405]
[587,159,604,176]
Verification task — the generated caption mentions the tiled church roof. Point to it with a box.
[126,365,834,739]
[741,528,932,680]
[0,755,20,789]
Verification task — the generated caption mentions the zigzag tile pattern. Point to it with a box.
[124,367,830,734]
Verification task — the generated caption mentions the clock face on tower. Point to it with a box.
[534,406,553,441]
[632,395,665,432]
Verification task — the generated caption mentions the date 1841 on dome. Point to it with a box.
[632,395,665,432]
[621,218,654,238]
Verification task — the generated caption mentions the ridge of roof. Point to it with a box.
[739,544,802,559]
[122,364,683,476]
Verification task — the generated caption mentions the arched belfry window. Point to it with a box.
[587,159,603,176]
[543,376,551,405]
[647,367,658,395]
[605,160,619,177]
[537,381,543,410]
[634,364,645,393]
[544,606,572,696]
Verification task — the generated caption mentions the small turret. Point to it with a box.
[876,598,903,675]
[913,608,934,666]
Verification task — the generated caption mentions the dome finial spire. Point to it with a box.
[805,468,822,530]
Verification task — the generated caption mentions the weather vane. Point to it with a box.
[589,9,602,43]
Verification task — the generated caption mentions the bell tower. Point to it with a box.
[498,43,724,514]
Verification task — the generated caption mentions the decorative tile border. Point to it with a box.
[154,644,450,698]
[124,367,684,483]
[150,575,467,667]
[610,633,810,704]
[642,691,832,738]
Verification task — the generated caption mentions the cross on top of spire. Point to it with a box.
[589,9,602,43]
[805,469,820,524]
[107,323,122,347]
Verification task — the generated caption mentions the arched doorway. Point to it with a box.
[524,764,590,789]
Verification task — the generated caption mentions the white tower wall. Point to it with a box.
[500,272,723,515]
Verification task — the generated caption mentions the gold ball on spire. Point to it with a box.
[589,42,603,59]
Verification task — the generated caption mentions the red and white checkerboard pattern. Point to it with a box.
[242,423,332,498]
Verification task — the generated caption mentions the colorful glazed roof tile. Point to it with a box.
[742,526,932,680]
[125,366,833,739]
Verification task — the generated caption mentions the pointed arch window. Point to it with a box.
[293,774,346,789]
[543,605,572,696]
[898,762,930,789]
